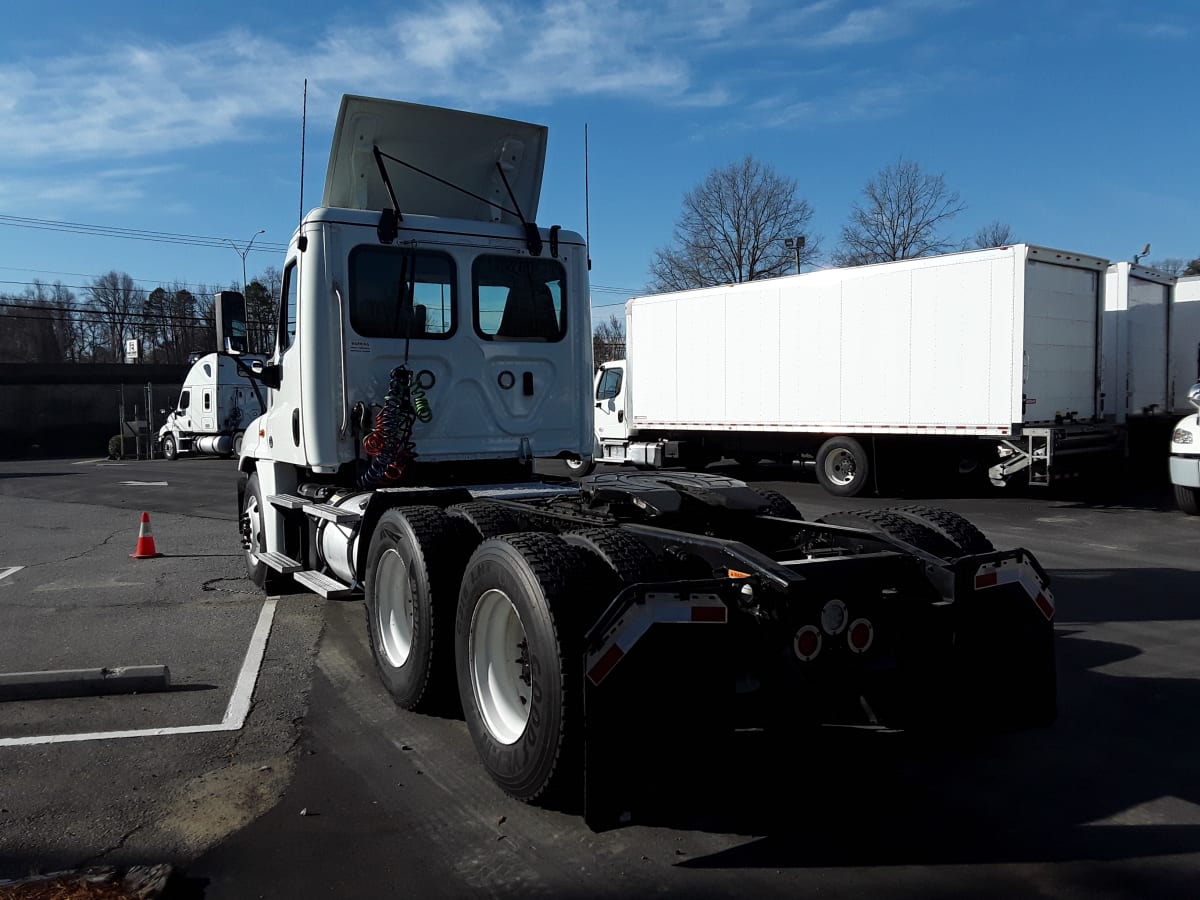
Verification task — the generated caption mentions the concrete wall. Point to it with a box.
[0,364,188,459]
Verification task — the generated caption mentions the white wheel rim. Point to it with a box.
[376,549,415,668]
[470,589,530,745]
[824,448,857,486]
[244,494,264,561]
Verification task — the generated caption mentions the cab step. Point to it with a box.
[293,570,360,600]
[267,493,308,510]
[266,493,361,524]
[259,551,303,574]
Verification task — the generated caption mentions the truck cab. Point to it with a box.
[158,352,264,459]
[1170,382,1200,514]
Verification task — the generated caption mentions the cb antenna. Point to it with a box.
[299,79,308,226]
[584,123,592,271]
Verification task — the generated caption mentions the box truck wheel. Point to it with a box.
[365,507,473,712]
[815,436,869,497]
[455,533,590,804]
[1176,484,1200,516]
[161,434,178,461]
[241,473,287,592]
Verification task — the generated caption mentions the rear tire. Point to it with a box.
[562,527,658,585]
[1175,483,1200,515]
[752,488,804,519]
[447,501,527,540]
[816,509,959,559]
[365,506,474,712]
[455,533,594,805]
[815,437,870,497]
[885,505,993,555]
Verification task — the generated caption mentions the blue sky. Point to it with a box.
[0,0,1195,322]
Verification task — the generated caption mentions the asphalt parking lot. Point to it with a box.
[0,455,1198,898]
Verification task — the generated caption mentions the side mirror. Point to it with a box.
[1188,382,1200,411]
[215,291,248,355]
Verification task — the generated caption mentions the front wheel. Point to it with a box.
[815,436,870,497]
[564,456,596,478]
[161,434,178,461]
[1176,483,1200,515]
[241,472,286,593]
[232,431,244,457]
[456,533,591,805]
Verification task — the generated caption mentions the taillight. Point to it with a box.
[793,625,822,662]
[847,618,874,653]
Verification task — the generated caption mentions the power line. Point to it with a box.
[0,214,289,253]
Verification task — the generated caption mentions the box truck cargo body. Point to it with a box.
[1172,276,1200,413]
[589,245,1121,496]
[1102,262,1177,421]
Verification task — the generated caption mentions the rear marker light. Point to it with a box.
[821,599,848,635]
[847,618,874,654]
[793,625,822,662]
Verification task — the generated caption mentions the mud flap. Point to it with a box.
[952,551,1057,729]
[581,586,734,830]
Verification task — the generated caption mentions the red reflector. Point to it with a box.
[975,572,998,589]
[847,619,874,653]
[587,644,625,685]
[1034,592,1055,620]
[691,605,727,623]
[794,626,821,661]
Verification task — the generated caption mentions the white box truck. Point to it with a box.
[157,352,265,459]
[579,245,1121,496]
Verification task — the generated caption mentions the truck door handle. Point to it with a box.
[292,409,300,447]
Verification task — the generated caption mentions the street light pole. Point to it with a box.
[784,235,806,274]
[226,229,266,292]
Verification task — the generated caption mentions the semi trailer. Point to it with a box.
[223,95,1057,824]
[576,245,1123,497]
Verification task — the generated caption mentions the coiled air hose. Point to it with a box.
[359,366,434,487]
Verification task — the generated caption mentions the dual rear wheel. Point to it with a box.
[364,509,630,804]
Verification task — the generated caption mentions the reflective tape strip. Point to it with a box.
[586,591,727,685]
[975,561,1055,620]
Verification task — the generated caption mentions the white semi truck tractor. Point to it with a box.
[222,95,1058,825]
[1170,383,1200,514]
[158,352,265,459]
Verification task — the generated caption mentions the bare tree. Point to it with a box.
[592,313,625,368]
[87,271,141,362]
[1187,259,1200,277]
[1146,257,1186,275]
[972,220,1016,249]
[834,158,965,266]
[649,155,820,292]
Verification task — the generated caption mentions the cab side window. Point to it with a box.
[596,367,622,400]
[279,261,298,351]
[178,390,190,410]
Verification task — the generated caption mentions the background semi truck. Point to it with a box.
[222,94,1057,824]
[581,245,1122,497]
[157,352,264,459]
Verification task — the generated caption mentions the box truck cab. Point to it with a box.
[158,352,264,459]
[1170,382,1200,514]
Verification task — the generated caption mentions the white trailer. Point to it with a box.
[1102,262,1177,421]
[1172,276,1200,413]
[583,245,1121,496]
[157,352,264,459]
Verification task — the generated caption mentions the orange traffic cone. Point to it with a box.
[129,511,163,559]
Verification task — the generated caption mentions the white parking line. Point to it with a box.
[72,458,109,465]
[0,567,23,583]
[118,481,169,486]
[0,598,278,747]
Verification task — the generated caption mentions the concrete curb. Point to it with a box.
[0,665,171,702]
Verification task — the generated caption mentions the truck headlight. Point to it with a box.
[1174,429,1194,444]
